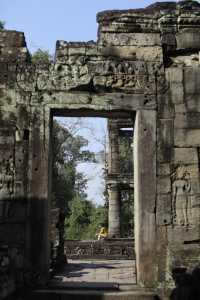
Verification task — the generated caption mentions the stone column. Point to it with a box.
[108,120,120,174]
[108,183,121,238]
[107,120,121,237]
[29,107,50,285]
[134,110,157,286]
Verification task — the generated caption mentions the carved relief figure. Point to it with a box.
[0,158,15,199]
[102,61,152,91]
[51,55,90,90]
[17,64,36,91]
[172,166,191,227]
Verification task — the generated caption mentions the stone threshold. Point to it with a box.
[30,286,158,300]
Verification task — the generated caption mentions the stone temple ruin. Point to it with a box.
[1,0,200,299]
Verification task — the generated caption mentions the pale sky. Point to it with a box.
[1,0,176,53]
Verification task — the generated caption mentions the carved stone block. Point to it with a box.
[157,119,173,163]
[64,239,135,260]
[176,30,200,50]
[170,83,184,104]
[156,194,172,225]
[157,163,171,176]
[175,129,200,147]
[157,176,171,194]
[171,165,200,227]
[98,33,162,47]
[168,227,200,244]
[157,92,175,120]
[175,112,200,129]
[100,45,163,61]
[166,68,183,84]
[184,68,200,95]
[174,148,198,164]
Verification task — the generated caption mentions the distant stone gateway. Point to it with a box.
[1,0,200,299]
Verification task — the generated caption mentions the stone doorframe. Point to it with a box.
[37,93,157,287]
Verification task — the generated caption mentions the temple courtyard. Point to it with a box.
[51,260,136,287]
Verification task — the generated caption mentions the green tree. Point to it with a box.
[119,134,133,174]
[52,120,96,213]
[121,190,134,237]
[65,196,108,240]
[64,195,93,240]
[85,205,108,239]
[31,48,51,64]
[52,119,109,242]
[0,21,5,29]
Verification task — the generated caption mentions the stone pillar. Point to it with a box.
[108,121,120,174]
[29,107,50,285]
[108,183,121,238]
[134,110,157,287]
[107,120,121,237]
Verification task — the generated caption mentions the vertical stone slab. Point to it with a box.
[28,106,50,285]
[134,110,157,287]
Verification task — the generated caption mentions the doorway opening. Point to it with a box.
[49,110,136,288]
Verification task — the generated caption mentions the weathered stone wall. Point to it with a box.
[154,2,200,298]
[157,60,200,297]
[0,30,31,298]
[1,1,200,299]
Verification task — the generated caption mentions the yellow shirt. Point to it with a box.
[99,227,108,237]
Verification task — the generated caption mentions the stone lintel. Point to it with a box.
[98,32,162,47]
[99,45,163,62]
[42,92,157,111]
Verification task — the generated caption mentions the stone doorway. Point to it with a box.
[48,110,136,288]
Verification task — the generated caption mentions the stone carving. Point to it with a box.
[0,158,15,200]
[105,61,137,75]
[36,64,52,90]
[172,166,192,227]
[17,64,37,92]
[74,246,85,256]
[68,56,89,81]
[16,56,156,93]
[51,56,90,90]
[94,60,155,92]
[106,74,148,90]
[65,239,135,260]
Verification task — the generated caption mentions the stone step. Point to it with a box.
[48,282,142,292]
[26,288,157,300]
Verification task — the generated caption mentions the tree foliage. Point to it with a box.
[51,120,96,212]
[31,48,51,64]
[119,134,133,174]
[52,120,107,240]
[85,205,108,239]
[121,190,134,237]
[52,119,134,241]
[64,195,93,240]
[65,196,108,240]
[0,21,5,29]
